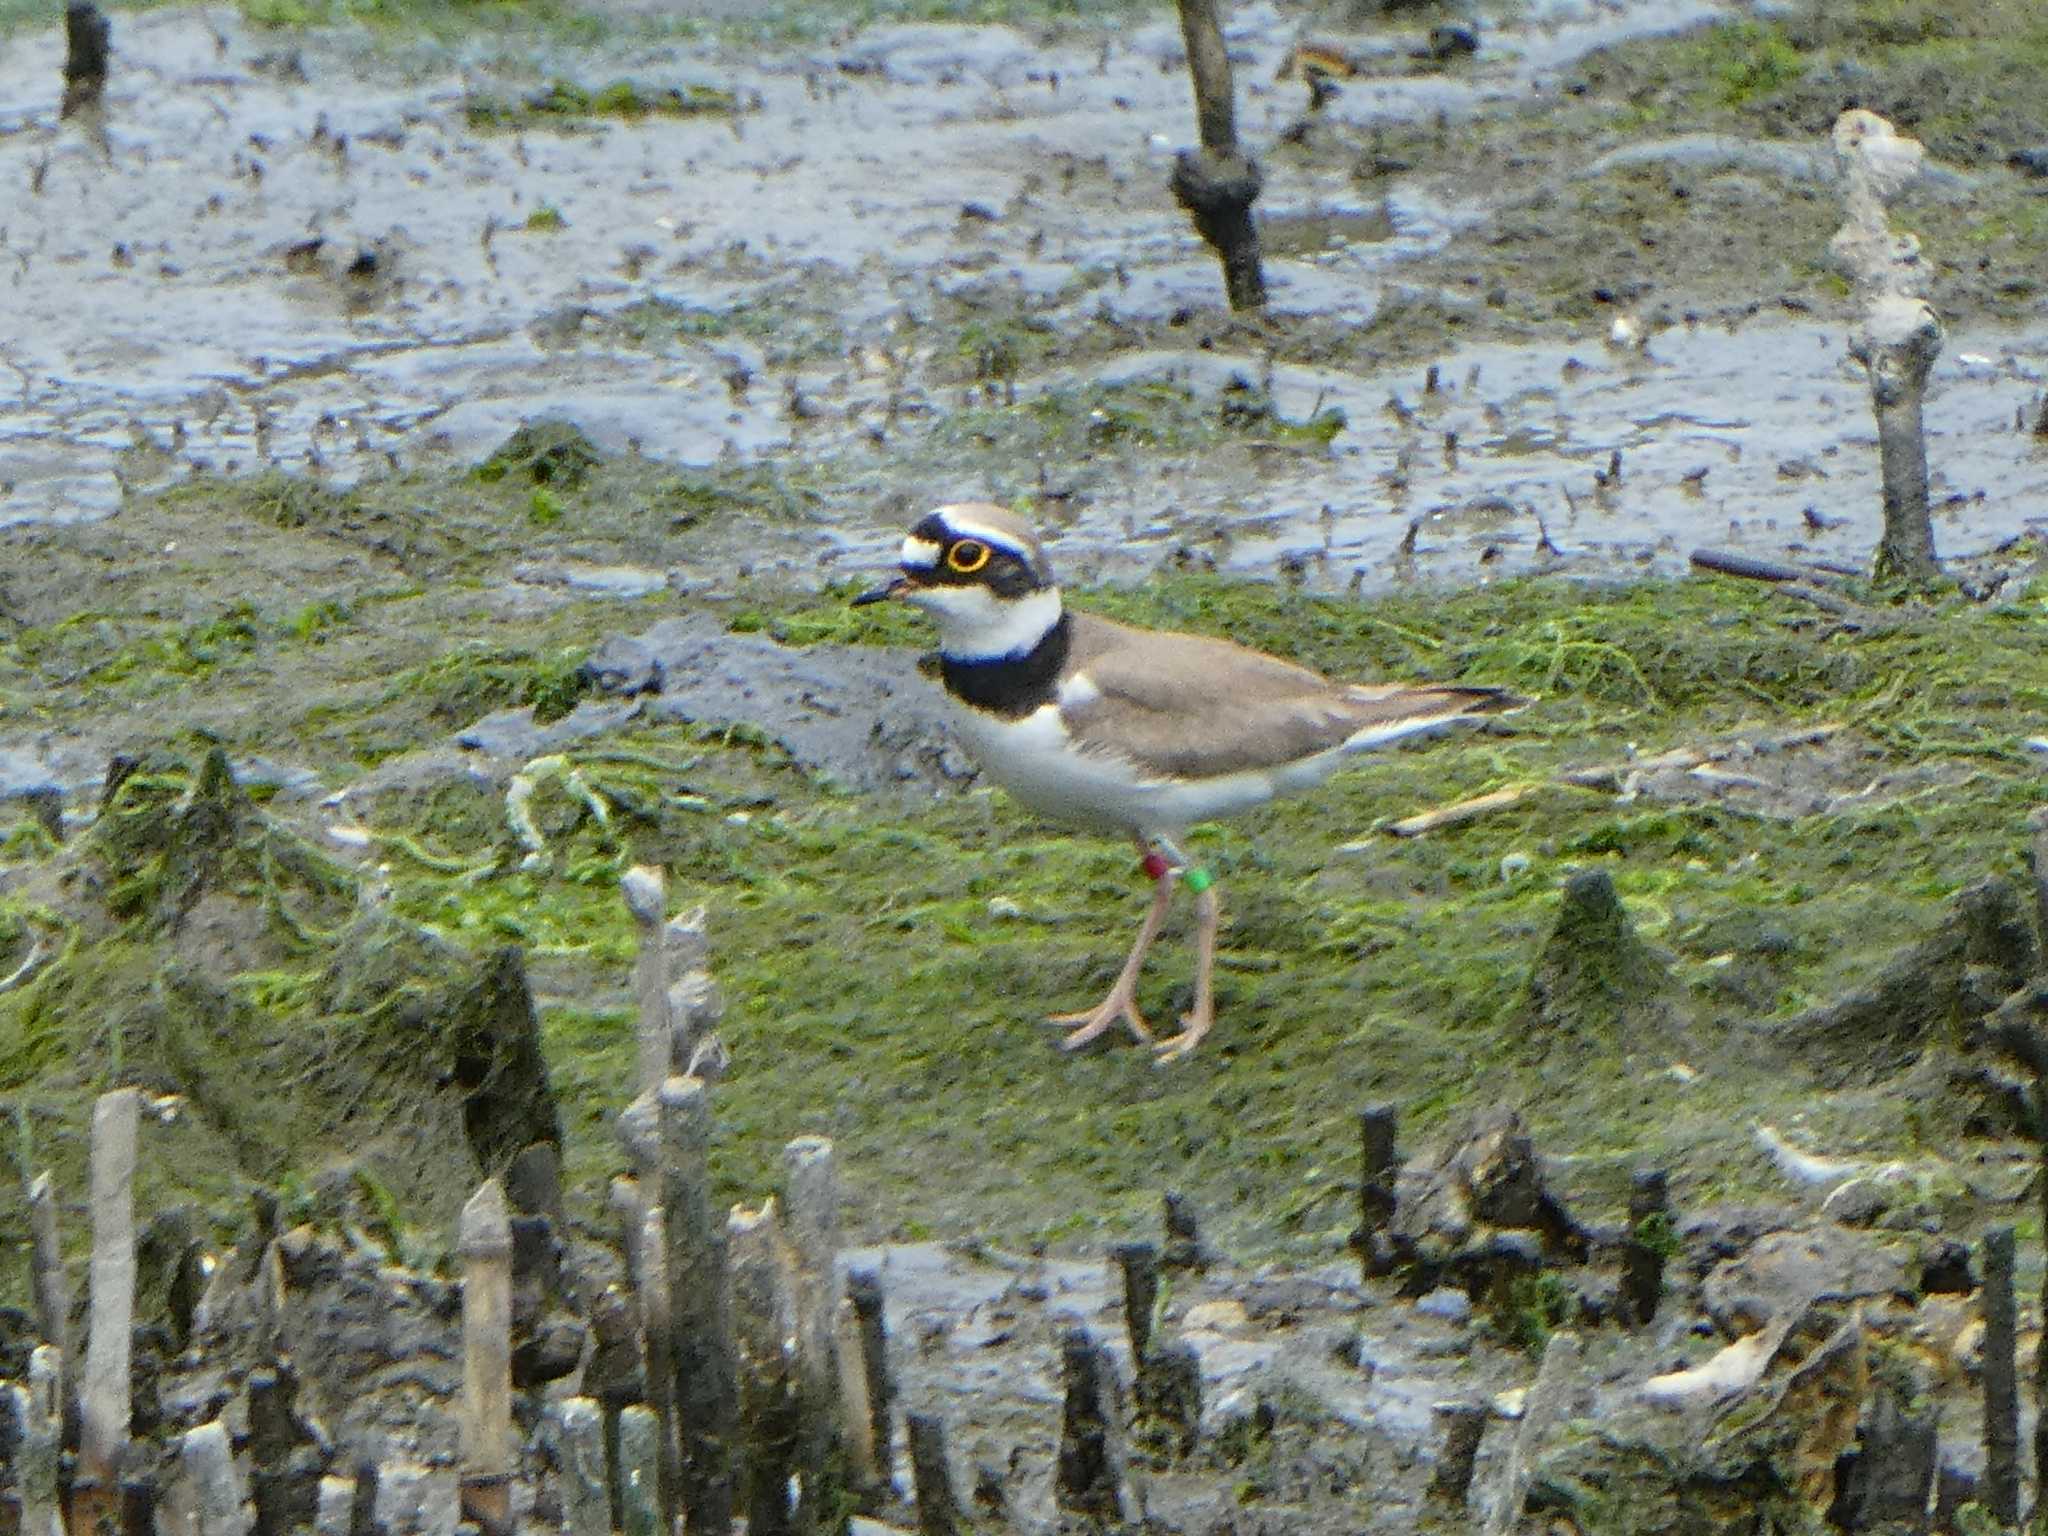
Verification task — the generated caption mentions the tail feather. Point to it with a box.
[1338,683,1533,754]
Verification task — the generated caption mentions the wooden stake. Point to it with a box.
[1055,1327,1138,1523]
[1483,1331,1580,1536]
[552,1398,610,1536]
[1982,1224,2020,1527]
[729,1201,800,1536]
[20,1346,65,1536]
[905,1412,963,1536]
[1113,1242,1160,1364]
[615,1406,663,1536]
[28,1171,71,1357]
[81,1088,142,1503]
[183,1421,251,1536]
[622,866,673,1094]
[783,1136,850,1531]
[1426,1402,1487,1505]
[846,1268,894,1492]
[1620,1169,1670,1327]
[458,1180,514,1535]
[1353,1103,1399,1278]
[658,1076,738,1535]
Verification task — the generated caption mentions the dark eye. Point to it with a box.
[946,539,991,574]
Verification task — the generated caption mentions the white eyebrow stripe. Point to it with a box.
[929,510,1036,560]
[901,536,942,569]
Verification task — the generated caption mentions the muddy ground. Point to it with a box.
[3,0,2048,1530]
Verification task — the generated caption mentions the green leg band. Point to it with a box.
[1183,867,1214,895]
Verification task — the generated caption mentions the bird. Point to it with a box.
[854,503,1529,1061]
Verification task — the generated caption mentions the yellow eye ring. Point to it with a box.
[946,539,991,574]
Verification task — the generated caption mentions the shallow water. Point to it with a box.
[3,0,2041,589]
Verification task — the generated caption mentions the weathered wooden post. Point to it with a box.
[622,866,674,1094]
[905,1413,964,1536]
[1483,1331,1580,1536]
[730,1201,800,1536]
[1426,1401,1488,1506]
[1170,0,1266,311]
[1353,1104,1400,1279]
[658,1075,739,1534]
[20,1346,66,1536]
[1828,109,1943,586]
[551,1398,610,1536]
[312,1476,354,1536]
[783,1136,851,1533]
[28,1171,72,1357]
[60,1,110,119]
[1161,1190,1204,1272]
[182,1421,252,1536]
[1055,1327,1139,1524]
[1981,1224,2020,1526]
[79,1087,142,1528]
[1620,1168,1670,1327]
[845,1268,895,1493]
[458,1180,514,1535]
[616,1096,680,1526]
[1113,1242,1160,1365]
[616,1406,664,1536]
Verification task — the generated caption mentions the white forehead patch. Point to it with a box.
[901,535,942,570]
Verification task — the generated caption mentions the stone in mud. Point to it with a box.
[454,699,642,760]
[1522,868,1684,1045]
[1700,1225,1908,1339]
[1543,1301,1867,1533]
[581,615,967,795]
[0,747,65,840]
[1778,875,2037,1084]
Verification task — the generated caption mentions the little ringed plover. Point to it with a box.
[856,503,1529,1061]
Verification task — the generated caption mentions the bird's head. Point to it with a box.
[854,503,1063,660]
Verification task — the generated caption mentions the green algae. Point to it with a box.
[4,450,2047,1296]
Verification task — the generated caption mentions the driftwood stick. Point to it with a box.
[622,866,673,1096]
[1426,1401,1488,1505]
[1386,785,1535,838]
[183,1421,252,1536]
[616,1406,664,1536]
[846,1268,895,1491]
[82,1087,142,1497]
[21,1347,65,1536]
[1483,1331,1580,1536]
[1620,1168,1670,1327]
[458,1180,514,1535]
[1828,110,1944,585]
[658,1076,739,1535]
[553,1398,611,1536]
[1981,1224,2021,1526]
[1171,0,1265,309]
[905,1412,964,1536]
[782,1136,850,1531]
[729,1201,800,1536]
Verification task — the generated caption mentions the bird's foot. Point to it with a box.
[1047,992,1154,1050]
[1152,1005,1213,1064]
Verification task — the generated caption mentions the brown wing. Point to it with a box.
[1059,611,1519,780]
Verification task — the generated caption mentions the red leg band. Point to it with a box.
[1141,851,1172,882]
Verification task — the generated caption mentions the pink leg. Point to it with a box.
[1153,881,1220,1063]
[1048,839,1175,1049]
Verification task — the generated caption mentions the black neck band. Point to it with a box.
[939,612,1071,719]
